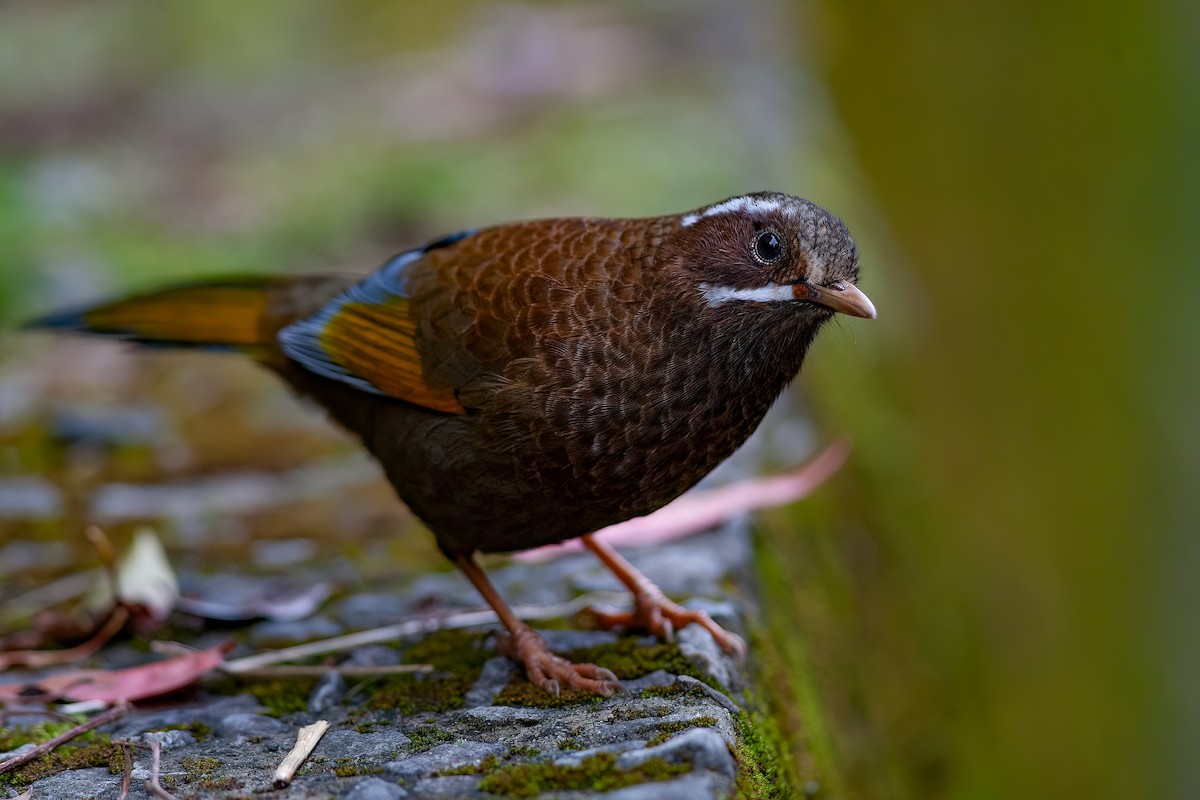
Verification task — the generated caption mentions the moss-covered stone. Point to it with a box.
[244,678,315,717]
[436,752,501,776]
[493,678,606,709]
[146,721,212,742]
[332,758,384,778]
[199,774,242,791]
[640,682,709,700]
[645,714,720,747]
[606,704,669,722]
[405,725,456,752]
[206,676,315,717]
[367,672,475,714]
[401,629,491,671]
[367,629,492,714]
[0,724,124,790]
[490,636,722,709]
[477,752,690,798]
[507,745,542,758]
[731,705,797,800]
[563,638,711,684]
[352,717,385,734]
[181,755,220,772]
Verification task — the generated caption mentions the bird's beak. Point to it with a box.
[797,281,877,319]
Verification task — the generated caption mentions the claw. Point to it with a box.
[502,625,621,697]
[455,554,620,697]
[587,588,743,657]
[579,536,747,660]
[594,667,620,684]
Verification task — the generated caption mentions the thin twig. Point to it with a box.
[0,701,131,775]
[272,720,330,789]
[221,592,625,674]
[117,740,133,800]
[0,606,129,670]
[227,664,433,679]
[144,738,179,800]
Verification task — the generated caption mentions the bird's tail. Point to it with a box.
[23,274,353,357]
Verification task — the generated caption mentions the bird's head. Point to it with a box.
[670,191,875,322]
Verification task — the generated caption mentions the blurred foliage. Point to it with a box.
[0,2,1195,799]
[782,1,1199,798]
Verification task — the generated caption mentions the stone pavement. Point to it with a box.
[1,521,777,799]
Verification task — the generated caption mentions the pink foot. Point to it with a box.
[498,624,625,696]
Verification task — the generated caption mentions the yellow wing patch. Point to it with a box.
[318,300,464,414]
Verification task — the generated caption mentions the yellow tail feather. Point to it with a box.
[26,279,281,350]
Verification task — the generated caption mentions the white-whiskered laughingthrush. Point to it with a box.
[27,192,875,695]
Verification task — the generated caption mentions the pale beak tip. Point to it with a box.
[820,281,877,320]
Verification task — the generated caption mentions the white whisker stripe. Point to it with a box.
[699,282,795,307]
[680,195,793,227]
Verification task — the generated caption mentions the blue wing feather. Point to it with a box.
[277,229,474,392]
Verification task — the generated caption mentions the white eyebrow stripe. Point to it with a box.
[680,196,789,227]
[699,282,795,306]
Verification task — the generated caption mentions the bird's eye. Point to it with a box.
[752,230,784,264]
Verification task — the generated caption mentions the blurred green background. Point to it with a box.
[0,1,1195,798]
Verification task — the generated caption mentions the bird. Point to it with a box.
[26,191,875,696]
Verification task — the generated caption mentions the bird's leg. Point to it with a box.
[581,534,747,660]
[453,553,623,696]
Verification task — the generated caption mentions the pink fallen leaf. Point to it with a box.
[517,439,851,562]
[0,642,231,704]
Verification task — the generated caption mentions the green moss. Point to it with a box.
[368,672,473,714]
[557,737,585,751]
[743,531,839,798]
[200,775,242,791]
[0,725,124,790]
[406,725,457,752]
[353,718,385,734]
[437,753,501,776]
[645,715,720,747]
[333,759,384,778]
[640,682,709,700]
[607,704,668,722]
[477,752,690,798]
[493,678,605,709]
[564,638,715,685]
[179,754,241,793]
[731,705,798,800]
[367,629,492,714]
[209,631,489,719]
[248,678,315,717]
[507,745,542,758]
[182,755,220,772]
[402,629,491,671]
[207,676,315,717]
[491,637,720,709]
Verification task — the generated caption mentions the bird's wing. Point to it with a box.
[277,231,474,415]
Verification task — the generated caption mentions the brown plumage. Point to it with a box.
[28,191,875,695]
